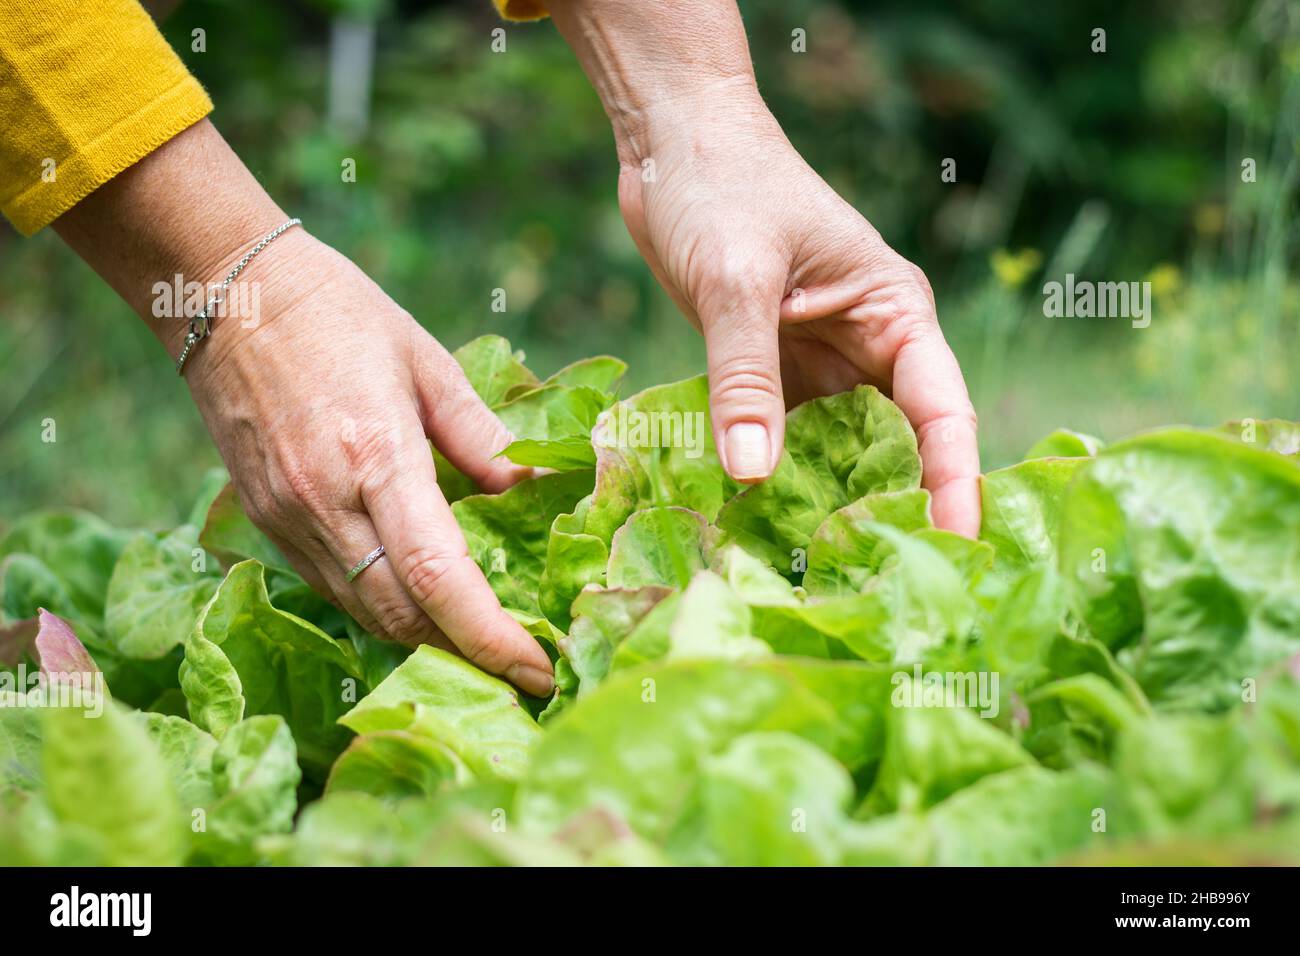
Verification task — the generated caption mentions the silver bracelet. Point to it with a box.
[175,218,302,376]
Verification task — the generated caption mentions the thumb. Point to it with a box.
[700,285,786,484]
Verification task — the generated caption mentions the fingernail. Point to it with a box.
[725,422,772,482]
[508,663,555,697]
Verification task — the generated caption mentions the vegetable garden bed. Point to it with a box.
[2,336,1298,866]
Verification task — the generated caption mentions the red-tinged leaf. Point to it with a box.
[33,608,99,681]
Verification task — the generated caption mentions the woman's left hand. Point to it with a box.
[551,0,981,536]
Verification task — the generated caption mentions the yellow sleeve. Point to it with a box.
[0,0,212,236]
[494,1,551,22]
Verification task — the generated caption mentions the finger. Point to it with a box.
[410,334,535,494]
[889,321,981,538]
[312,510,456,654]
[358,416,555,696]
[698,278,787,483]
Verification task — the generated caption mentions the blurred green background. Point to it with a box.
[1,0,1297,529]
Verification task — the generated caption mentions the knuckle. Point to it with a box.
[945,405,980,434]
[693,243,779,308]
[397,546,463,615]
[343,424,393,473]
[707,257,752,296]
[903,261,933,298]
[455,624,515,671]
[372,599,432,646]
[709,350,782,403]
[875,256,936,327]
[437,379,489,426]
[265,455,329,521]
[348,428,403,501]
[892,306,943,351]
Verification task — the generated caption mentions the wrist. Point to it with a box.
[52,119,290,362]
[615,75,777,167]
[180,226,327,397]
[548,0,763,162]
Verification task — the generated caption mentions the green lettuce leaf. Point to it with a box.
[804,489,933,588]
[326,729,466,800]
[339,644,541,780]
[452,470,594,618]
[559,584,673,696]
[500,436,597,471]
[923,765,1111,865]
[516,656,893,839]
[605,506,709,590]
[716,385,921,571]
[543,355,627,393]
[537,497,610,630]
[105,525,221,660]
[610,571,770,670]
[1025,428,1104,459]
[1059,430,1300,710]
[494,382,608,444]
[1213,418,1300,457]
[1,553,81,629]
[585,376,737,542]
[0,511,134,623]
[666,732,858,866]
[1109,712,1254,839]
[42,695,186,865]
[861,702,1033,816]
[0,691,44,797]
[180,560,364,778]
[142,711,301,864]
[453,335,541,406]
[804,524,976,662]
[980,457,1085,575]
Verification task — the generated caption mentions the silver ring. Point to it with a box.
[346,545,386,582]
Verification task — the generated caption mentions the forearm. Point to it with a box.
[52,119,296,361]
[547,0,767,161]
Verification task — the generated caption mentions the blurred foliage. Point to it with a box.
[1,0,1297,527]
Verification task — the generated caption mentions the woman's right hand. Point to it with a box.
[184,229,556,697]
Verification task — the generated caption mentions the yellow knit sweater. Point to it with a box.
[0,0,548,236]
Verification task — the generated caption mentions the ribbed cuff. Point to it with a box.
[3,75,213,236]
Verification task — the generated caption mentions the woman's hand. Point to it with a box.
[183,230,556,696]
[618,93,981,535]
[551,0,980,535]
[54,119,554,696]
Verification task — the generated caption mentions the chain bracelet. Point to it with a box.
[175,218,302,376]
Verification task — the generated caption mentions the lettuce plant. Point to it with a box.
[2,337,1299,866]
